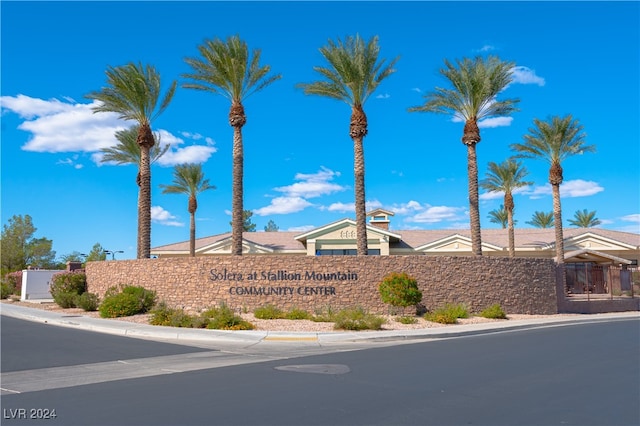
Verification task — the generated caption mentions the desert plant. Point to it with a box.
[378,272,422,313]
[99,285,156,318]
[311,305,337,323]
[396,316,418,325]
[284,307,311,320]
[202,303,254,330]
[1,280,16,299]
[50,271,87,307]
[253,304,285,320]
[480,304,507,319]
[75,292,100,311]
[425,303,470,324]
[332,307,385,331]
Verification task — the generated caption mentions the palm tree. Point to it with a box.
[488,205,509,229]
[511,115,595,263]
[87,63,176,259]
[480,159,531,257]
[160,163,216,257]
[568,209,601,228]
[409,56,519,255]
[101,126,170,255]
[101,125,170,187]
[183,35,281,255]
[297,34,398,255]
[526,211,555,228]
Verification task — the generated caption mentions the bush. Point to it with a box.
[480,304,507,319]
[202,303,254,330]
[1,281,16,299]
[425,303,469,324]
[378,272,422,312]
[55,291,79,309]
[396,316,418,325]
[75,292,100,311]
[150,302,198,328]
[284,307,311,320]
[5,271,22,295]
[253,304,285,320]
[333,307,385,331]
[50,271,86,307]
[99,285,156,318]
[311,305,336,322]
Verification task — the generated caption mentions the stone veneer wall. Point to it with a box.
[85,255,559,315]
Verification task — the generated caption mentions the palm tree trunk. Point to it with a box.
[467,143,482,255]
[231,126,244,256]
[507,209,515,257]
[505,193,515,257]
[189,211,196,257]
[139,146,151,258]
[552,183,565,264]
[353,136,368,256]
[350,105,368,256]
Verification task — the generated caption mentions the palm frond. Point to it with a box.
[183,35,281,103]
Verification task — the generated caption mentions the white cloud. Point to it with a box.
[621,214,640,223]
[561,180,604,197]
[411,87,422,93]
[1,94,217,166]
[511,66,546,86]
[376,93,390,99]
[388,200,424,215]
[325,199,382,214]
[253,197,313,216]
[151,206,183,227]
[477,44,497,52]
[287,225,315,233]
[406,205,466,224]
[478,116,513,128]
[525,180,604,199]
[480,186,531,201]
[274,167,346,199]
[157,145,217,166]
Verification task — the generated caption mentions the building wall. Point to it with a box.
[85,255,559,315]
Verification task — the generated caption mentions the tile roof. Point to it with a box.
[152,227,640,253]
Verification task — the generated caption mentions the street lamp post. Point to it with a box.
[103,250,124,260]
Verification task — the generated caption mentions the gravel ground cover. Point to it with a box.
[1,299,581,332]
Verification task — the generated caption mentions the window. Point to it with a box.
[316,249,380,256]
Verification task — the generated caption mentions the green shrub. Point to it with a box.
[333,307,385,331]
[99,293,141,318]
[1,281,16,299]
[480,304,507,319]
[150,302,208,328]
[202,303,254,330]
[284,307,311,320]
[50,271,86,307]
[99,285,156,318]
[253,304,285,319]
[425,303,469,324]
[378,272,422,311]
[396,316,418,325]
[311,305,336,322]
[54,291,78,308]
[75,292,100,311]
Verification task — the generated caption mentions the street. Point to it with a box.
[2,316,639,426]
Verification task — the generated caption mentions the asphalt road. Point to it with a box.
[1,316,639,426]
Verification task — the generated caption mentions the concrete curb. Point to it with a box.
[2,302,638,345]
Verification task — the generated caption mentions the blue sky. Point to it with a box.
[2,1,639,261]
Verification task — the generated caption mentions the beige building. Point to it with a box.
[151,209,640,267]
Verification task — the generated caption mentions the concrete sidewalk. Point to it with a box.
[2,302,638,346]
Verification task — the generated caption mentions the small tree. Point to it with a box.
[378,272,422,315]
[264,220,279,232]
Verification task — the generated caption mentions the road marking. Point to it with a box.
[0,351,280,394]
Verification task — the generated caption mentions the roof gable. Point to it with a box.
[295,218,401,242]
[415,234,503,252]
